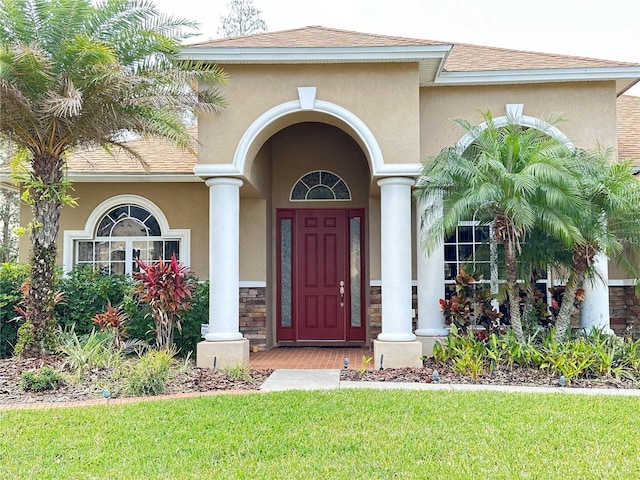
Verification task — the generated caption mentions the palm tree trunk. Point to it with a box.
[555,273,585,342]
[504,239,525,343]
[18,154,63,357]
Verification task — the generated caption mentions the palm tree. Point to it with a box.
[416,111,585,343]
[554,150,640,340]
[0,0,226,356]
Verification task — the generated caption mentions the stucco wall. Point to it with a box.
[198,63,421,189]
[420,81,618,156]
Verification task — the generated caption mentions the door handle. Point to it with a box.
[339,280,345,307]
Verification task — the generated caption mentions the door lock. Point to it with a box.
[339,280,345,307]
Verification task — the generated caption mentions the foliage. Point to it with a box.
[13,279,64,356]
[56,326,121,377]
[133,254,196,350]
[0,0,226,356]
[553,153,640,340]
[439,269,502,331]
[359,355,373,375]
[222,364,252,382]
[125,348,174,396]
[433,326,640,384]
[417,111,585,343]
[0,263,29,358]
[56,266,132,335]
[92,302,128,348]
[218,0,267,37]
[3,391,640,478]
[20,365,62,392]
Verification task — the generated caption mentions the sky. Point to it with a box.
[151,0,640,96]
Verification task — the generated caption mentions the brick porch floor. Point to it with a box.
[249,346,373,370]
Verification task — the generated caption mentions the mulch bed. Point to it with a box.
[0,355,272,406]
[3,355,640,407]
[340,358,640,389]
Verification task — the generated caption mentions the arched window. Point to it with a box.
[65,196,190,275]
[290,170,351,201]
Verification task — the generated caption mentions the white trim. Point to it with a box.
[298,86,317,110]
[456,104,574,153]
[609,279,638,287]
[67,174,203,183]
[434,66,640,86]
[179,45,452,63]
[239,281,267,288]
[370,279,382,287]
[62,194,190,273]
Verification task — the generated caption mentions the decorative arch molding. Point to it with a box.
[455,103,575,154]
[193,87,422,179]
[62,194,190,273]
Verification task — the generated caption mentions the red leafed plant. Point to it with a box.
[133,254,195,350]
[92,301,128,348]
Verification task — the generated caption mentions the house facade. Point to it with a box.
[20,27,640,368]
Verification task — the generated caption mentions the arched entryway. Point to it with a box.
[261,122,371,346]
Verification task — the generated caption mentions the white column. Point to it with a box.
[205,177,244,341]
[377,177,416,342]
[580,252,612,333]
[415,195,448,336]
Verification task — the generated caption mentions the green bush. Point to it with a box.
[20,366,62,392]
[0,266,207,358]
[0,263,29,358]
[56,267,132,335]
[174,280,208,355]
[125,349,174,396]
[121,279,208,356]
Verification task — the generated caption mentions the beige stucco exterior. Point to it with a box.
[420,81,618,155]
[198,63,421,188]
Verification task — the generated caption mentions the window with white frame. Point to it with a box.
[444,220,495,298]
[71,201,187,275]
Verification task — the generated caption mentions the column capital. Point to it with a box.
[205,177,244,188]
[377,177,416,188]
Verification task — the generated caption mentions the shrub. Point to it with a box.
[20,366,62,392]
[57,326,121,376]
[0,263,29,358]
[133,254,196,350]
[56,267,132,335]
[125,349,174,396]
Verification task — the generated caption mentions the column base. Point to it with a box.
[373,340,423,369]
[197,339,250,369]
[415,335,448,358]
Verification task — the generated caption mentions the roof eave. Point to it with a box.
[432,66,640,94]
[67,174,203,183]
[178,44,452,63]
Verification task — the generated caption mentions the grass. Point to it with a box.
[1,390,639,479]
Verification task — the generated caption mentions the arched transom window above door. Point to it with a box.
[64,195,190,275]
[290,170,351,201]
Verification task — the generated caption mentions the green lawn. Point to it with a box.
[1,390,638,479]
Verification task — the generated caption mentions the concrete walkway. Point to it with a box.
[260,369,640,396]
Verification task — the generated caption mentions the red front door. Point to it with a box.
[295,209,347,340]
[276,209,365,343]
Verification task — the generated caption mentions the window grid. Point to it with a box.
[74,204,180,275]
[290,170,351,201]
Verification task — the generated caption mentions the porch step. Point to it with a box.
[260,369,341,392]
